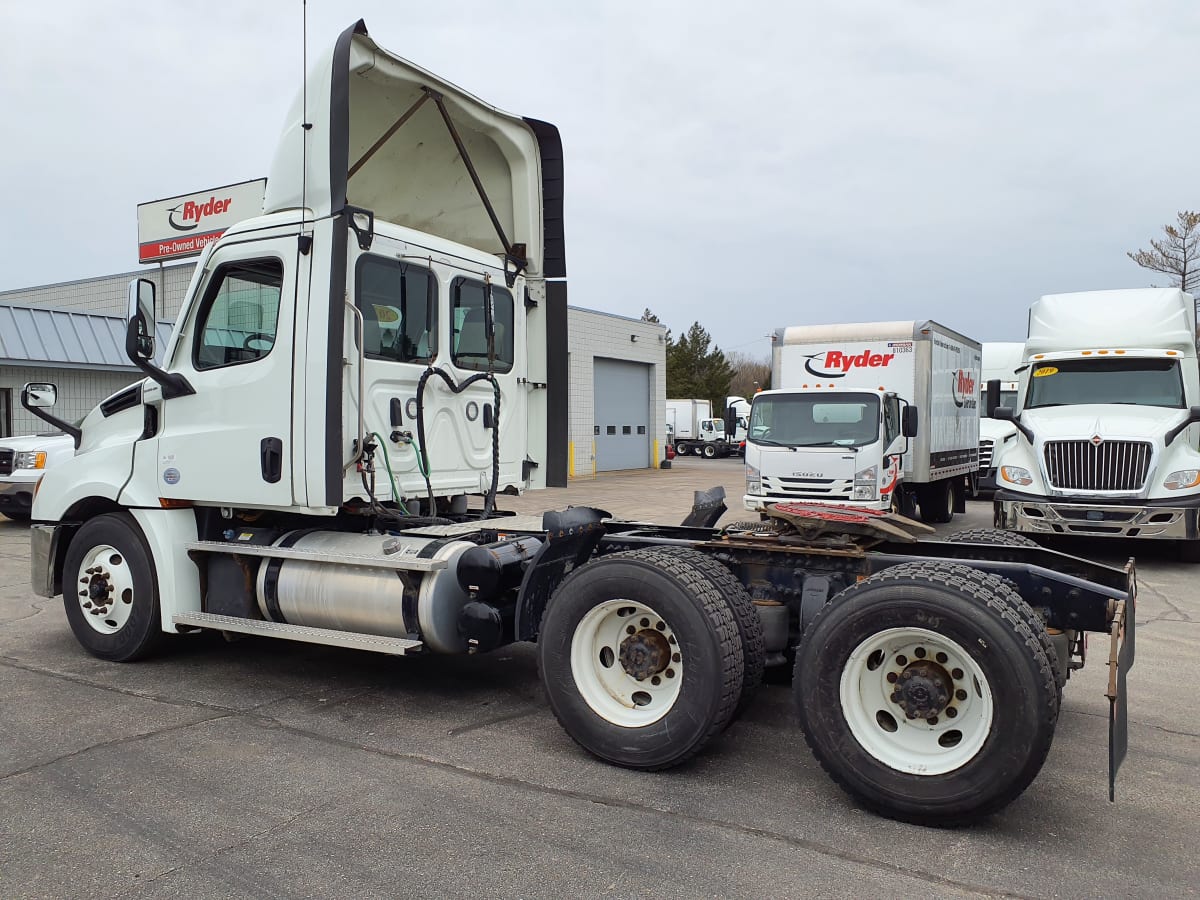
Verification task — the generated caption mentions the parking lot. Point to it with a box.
[1,456,1197,898]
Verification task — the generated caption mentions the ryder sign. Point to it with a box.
[137,179,266,263]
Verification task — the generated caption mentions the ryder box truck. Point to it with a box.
[745,321,981,523]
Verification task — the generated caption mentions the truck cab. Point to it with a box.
[976,342,1023,493]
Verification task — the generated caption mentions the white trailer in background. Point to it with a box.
[976,342,1023,493]
[745,321,981,523]
[992,288,1200,558]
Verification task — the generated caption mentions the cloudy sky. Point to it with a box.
[1,1,1196,357]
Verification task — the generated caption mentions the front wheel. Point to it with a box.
[538,549,744,770]
[795,561,1058,826]
[702,443,717,459]
[62,513,164,662]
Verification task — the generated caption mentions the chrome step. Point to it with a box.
[184,540,447,572]
[172,612,423,655]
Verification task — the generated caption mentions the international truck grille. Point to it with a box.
[978,439,993,474]
[1043,440,1152,492]
[0,450,13,477]
[760,475,852,500]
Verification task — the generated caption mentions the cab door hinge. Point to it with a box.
[517,378,547,389]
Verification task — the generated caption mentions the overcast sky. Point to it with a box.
[1,1,1196,356]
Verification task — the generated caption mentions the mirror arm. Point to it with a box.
[1165,407,1200,446]
[124,320,194,399]
[20,389,82,449]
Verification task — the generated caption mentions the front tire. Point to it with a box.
[539,549,744,770]
[62,513,164,662]
[795,561,1058,826]
[702,443,717,459]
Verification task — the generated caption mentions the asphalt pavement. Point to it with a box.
[1,456,1196,898]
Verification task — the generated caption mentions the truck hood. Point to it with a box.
[264,20,563,278]
[0,433,73,452]
[1020,404,1186,442]
[754,444,862,480]
[979,418,1017,442]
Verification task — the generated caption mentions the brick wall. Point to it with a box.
[567,308,667,476]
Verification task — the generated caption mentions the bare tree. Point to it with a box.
[726,351,771,401]
[1127,211,1200,294]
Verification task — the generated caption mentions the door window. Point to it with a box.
[356,256,438,364]
[194,259,284,370]
[451,277,514,373]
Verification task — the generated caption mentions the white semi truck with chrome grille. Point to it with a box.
[19,21,1136,826]
[992,288,1200,558]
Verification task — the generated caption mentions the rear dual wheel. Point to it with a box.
[795,561,1058,826]
[539,549,750,770]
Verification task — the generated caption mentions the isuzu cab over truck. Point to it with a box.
[976,342,1023,494]
[23,20,1135,826]
[744,322,981,524]
[993,288,1200,559]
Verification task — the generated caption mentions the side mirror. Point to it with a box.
[1165,405,1200,445]
[902,406,919,438]
[125,278,156,362]
[985,379,1001,418]
[993,407,1015,422]
[21,382,58,408]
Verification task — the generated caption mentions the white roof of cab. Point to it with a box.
[1025,289,1196,357]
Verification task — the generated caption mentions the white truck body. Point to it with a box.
[977,342,1023,491]
[993,289,1200,547]
[745,321,980,520]
[0,433,75,521]
[666,398,714,442]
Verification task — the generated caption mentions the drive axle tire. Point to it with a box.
[702,444,717,459]
[655,547,765,721]
[539,549,744,770]
[675,442,689,456]
[794,561,1058,826]
[918,481,955,524]
[62,513,164,662]
[945,528,1039,548]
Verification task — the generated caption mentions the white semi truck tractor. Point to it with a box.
[22,21,1137,825]
[992,288,1200,559]
[976,342,1023,494]
[744,321,981,524]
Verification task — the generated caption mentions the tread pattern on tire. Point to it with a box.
[654,547,765,717]
[546,547,744,769]
[945,528,1040,548]
[801,559,1059,825]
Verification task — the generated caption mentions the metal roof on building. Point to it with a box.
[0,304,172,371]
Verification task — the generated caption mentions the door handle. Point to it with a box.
[260,437,283,484]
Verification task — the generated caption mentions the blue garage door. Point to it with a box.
[594,358,650,471]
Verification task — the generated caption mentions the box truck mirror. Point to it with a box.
[902,406,919,438]
[985,379,1001,418]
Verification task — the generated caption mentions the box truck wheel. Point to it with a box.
[794,561,1058,826]
[653,547,766,723]
[538,549,744,770]
[918,481,955,524]
[62,513,165,662]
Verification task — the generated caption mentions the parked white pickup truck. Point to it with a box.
[0,433,75,521]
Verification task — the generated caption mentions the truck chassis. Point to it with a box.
[32,488,1133,827]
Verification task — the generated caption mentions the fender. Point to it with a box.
[513,507,607,641]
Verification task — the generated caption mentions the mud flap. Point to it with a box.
[1107,559,1137,801]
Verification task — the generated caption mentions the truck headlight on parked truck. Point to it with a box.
[1000,466,1033,486]
[746,463,761,495]
[852,465,877,501]
[1163,469,1200,490]
[14,451,48,470]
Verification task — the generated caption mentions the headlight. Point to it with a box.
[852,465,877,500]
[746,463,761,495]
[15,451,48,470]
[1000,466,1033,486]
[1163,469,1200,490]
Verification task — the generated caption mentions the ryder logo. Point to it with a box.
[803,349,896,378]
[168,195,234,232]
[951,369,977,409]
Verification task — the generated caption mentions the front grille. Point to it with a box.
[0,450,13,477]
[760,475,852,500]
[1043,440,1152,492]
[978,439,993,474]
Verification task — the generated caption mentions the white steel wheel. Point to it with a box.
[73,543,138,635]
[570,598,683,728]
[839,626,994,775]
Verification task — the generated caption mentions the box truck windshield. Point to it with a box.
[749,393,880,448]
[1026,358,1184,409]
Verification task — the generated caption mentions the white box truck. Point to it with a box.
[976,342,1023,494]
[992,288,1200,558]
[744,321,981,523]
[666,398,735,457]
[18,21,1136,824]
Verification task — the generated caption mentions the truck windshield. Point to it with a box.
[748,393,880,448]
[980,390,1018,409]
[1025,358,1184,409]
